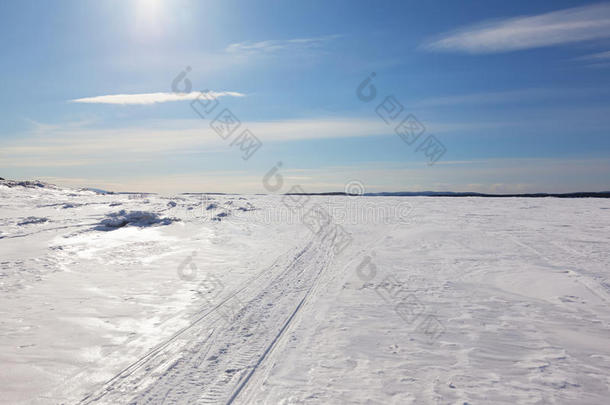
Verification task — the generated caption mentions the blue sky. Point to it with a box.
[1,0,609,193]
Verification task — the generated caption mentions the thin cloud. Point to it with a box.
[416,87,610,107]
[423,3,610,54]
[0,117,393,163]
[225,35,339,55]
[70,91,245,105]
[417,89,552,107]
[577,50,610,60]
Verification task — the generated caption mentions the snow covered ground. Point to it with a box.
[1,181,609,404]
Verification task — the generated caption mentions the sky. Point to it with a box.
[1,0,609,194]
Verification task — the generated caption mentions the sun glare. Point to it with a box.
[134,0,166,37]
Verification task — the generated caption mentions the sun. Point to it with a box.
[133,0,166,38]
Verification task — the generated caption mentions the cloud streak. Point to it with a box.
[225,35,339,55]
[70,91,245,105]
[416,87,610,107]
[0,117,393,164]
[423,3,610,54]
[577,50,610,60]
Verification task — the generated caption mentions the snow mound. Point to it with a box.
[212,211,229,221]
[0,179,58,189]
[18,216,49,225]
[96,210,178,230]
[237,202,256,212]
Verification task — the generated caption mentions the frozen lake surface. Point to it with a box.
[1,181,609,404]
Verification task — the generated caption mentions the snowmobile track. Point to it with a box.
[79,230,337,405]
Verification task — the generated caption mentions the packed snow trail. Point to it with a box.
[80,233,336,404]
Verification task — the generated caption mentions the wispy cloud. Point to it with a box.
[2,115,503,168]
[225,35,339,55]
[416,87,610,107]
[70,91,245,105]
[417,88,552,107]
[1,116,478,171]
[6,110,605,170]
[423,3,610,54]
[577,50,610,60]
[0,117,392,165]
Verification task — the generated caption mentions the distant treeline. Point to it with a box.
[284,191,610,198]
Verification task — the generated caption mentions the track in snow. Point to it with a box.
[79,232,336,404]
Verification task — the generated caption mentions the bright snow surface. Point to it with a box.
[1,182,609,404]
